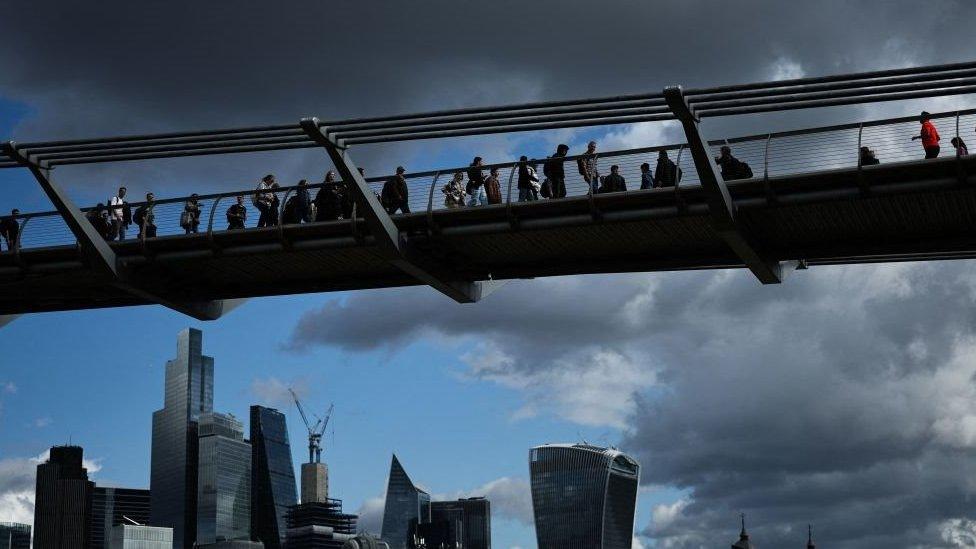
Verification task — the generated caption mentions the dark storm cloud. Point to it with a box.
[2,1,974,201]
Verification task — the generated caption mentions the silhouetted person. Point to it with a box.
[467,156,487,206]
[296,179,312,222]
[544,144,569,198]
[254,174,276,227]
[442,172,466,209]
[1,208,20,251]
[578,140,600,194]
[485,167,503,204]
[269,182,281,226]
[859,146,880,166]
[382,166,410,214]
[952,137,968,156]
[182,194,202,234]
[108,186,130,241]
[518,156,540,201]
[315,171,342,221]
[599,164,626,193]
[912,111,941,158]
[226,195,247,229]
[87,203,111,239]
[655,150,681,187]
[640,163,653,189]
[715,146,752,180]
[134,193,157,239]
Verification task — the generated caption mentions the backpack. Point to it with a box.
[739,162,753,179]
[179,211,191,229]
[282,196,299,224]
[576,157,588,177]
[133,206,145,227]
[540,178,553,199]
[252,183,265,207]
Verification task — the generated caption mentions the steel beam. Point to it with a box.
[3,141,236,320]
[662,87,783,284]
[300,117,503,302]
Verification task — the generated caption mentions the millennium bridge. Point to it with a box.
[2,60,976,322]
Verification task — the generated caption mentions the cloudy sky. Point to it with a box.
[3,1,976,547]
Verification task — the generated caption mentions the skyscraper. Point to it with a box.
[150,328,214,548]
[250,405,298,549]
[431,497,491,549]
[0,523,31,549]
[284,498,358,549]
[196,412,251,545]
[380,455,430,549]
[89,487,152,549]
[33,445,95,549]
[529,443,640,549]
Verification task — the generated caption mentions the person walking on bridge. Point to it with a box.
[442,171,466,209]
[599,164,626,193]
[1,209,20,251]
[181,194,202,234]
[654,150,681,187]
[315,171,342,221]
[912,111,941,159]
[254,174,276,227]
[466,156,487,206]
[517,156,540,201]
[859,146,880,166]
[951,137,968,157]
[227,195,247,229]
[578,140,600,194]
[544,144,569,198]
[485,167,503,204]
[715,146,753,180]
[134,192,157,239]
[109,186,130,241]
[382,166,410,214]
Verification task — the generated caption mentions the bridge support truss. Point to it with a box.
[3,142,238,320]
[663,87,784,284]
[300,118,504,303]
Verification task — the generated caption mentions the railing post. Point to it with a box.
[207,196,224,245]
[426,171,441,235]
[855,122,870,196]
[278,188,293,244]
[763,133,775,203]
[505,165,518,204]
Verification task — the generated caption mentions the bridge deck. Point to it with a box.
[3,154,974,315]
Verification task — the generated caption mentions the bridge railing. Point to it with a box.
[3,108,975,253]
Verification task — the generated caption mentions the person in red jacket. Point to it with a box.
[912,111,941,159]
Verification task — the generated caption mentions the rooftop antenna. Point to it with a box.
[289,388,334,463]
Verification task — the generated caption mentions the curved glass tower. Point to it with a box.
[529,443,640,549]
[380,455,430,549]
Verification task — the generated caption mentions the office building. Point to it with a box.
[0,523,30,549]
[196,412,251,545]
[89,487,152,549]
[409,520,460,549]
[284,499,358,549]
[381,455,430,549]
[33,445,95,549]
[108,524,173,549]
[529,443,640,549]
[250,405,298,549]
[431,497,491,549]
[150,328,214,548]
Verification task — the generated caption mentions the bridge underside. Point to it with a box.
[2,156,975,316]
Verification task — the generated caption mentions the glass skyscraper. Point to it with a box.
[380,455,430,549]
[90,487,152,549]
[108,524,173,549]
[150,328,214,549]
[0,523,31,549]
[250,405,298,549]
[196,412,251,545]
[33,445,95,549]
[529,443,640,549]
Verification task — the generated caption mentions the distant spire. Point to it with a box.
[731,513,754,549]
[740,513,748,539]
[807,524,815,549]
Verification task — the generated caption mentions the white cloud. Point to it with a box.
[768,56,805,81]
[435,476,534,526]
[31,417,51,429]
[2,382,16,394]
[651,498,690,532]
[355,494,386,535]
[250,376,312,409]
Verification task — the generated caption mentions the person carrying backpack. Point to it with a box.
[0,209,19,251]
[108,186,130,241]
[315,171,342,221]
[715,146,752,181]
[599,165,626,193]
[654,150,682,187]
[382,166,410,214]
[518,156,541,201]
[578,141,599,194]
[442,172,466,209]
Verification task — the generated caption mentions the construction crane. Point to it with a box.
[289,388,334,464]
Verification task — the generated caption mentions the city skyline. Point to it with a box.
[6,2,976,547]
